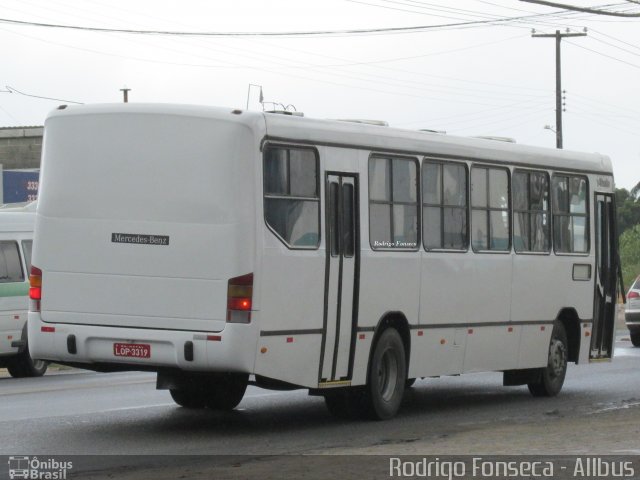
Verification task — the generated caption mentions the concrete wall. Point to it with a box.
[0,127,43,170]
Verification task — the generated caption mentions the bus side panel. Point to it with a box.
[255,333,322,388]
[408,327,465,378]
[358,251,421,334]
[254,243,325,388]
[463,326,519,373]
[511,254,592,367]
[418,253,516,375]
[517,325,550,368]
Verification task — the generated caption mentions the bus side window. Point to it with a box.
[22,240,33,273]
[263,146,320,249]
[422,160,468,251]
[471,166,510,252]
[368,156,418,250]
[552,175,588,254]
[513,170,550,253]
[0,241,25,282]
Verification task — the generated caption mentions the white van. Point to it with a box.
[0,202,48,377]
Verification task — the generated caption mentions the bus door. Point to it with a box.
[591,193,617,360]
[319,173,360,384]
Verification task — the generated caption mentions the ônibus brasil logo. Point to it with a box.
[8,456,73,480]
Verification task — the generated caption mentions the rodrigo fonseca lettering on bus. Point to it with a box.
[389,457,636,478]
[373,240,417,248]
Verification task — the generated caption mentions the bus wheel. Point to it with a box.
[169,388,207,408]
[7,346,49,378]
[364,328,406,420]
[630,332,640,348]
[204,373,249,411]
[528,321,568,397]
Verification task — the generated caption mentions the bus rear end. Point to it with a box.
[28,105,261,385]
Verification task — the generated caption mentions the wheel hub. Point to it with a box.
[377,347,398,402]
[548,339,567,378]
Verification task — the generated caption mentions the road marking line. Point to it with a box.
[0,377,156,397]
[590,401,640,414]
[99,403,175,413]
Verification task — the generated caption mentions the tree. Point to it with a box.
[616,188,640,235]
[620,224,640,290]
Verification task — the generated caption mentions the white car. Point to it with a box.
[625,276,640,347]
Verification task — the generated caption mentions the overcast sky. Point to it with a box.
[0,0,638,189]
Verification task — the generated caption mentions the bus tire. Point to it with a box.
[204,373,249,411]
[7,346,48,378]
[169,388,207,408]
[528,321,568,397]
[364,328,406,420]
[630,332,640,348]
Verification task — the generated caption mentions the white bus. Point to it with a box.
[0,202,48,377]
[29,104,618,419]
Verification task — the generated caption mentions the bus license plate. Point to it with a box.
[113,343,151,358]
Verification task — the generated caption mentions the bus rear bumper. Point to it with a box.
[27,314,259,374]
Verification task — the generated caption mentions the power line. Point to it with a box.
[0,22,553,104]
[519,0,640,17]
[0,24,550,105]
[589,33,640,57]
[0,6,630,38]
[0,15,529,37]
[1,85,83,104]
[567,108,640,136]
[0,104,19,123]
[570,91,640,116]
[590,28,640,51]
[566,39,640,69]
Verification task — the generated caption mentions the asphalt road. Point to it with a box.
[1,334,639,478]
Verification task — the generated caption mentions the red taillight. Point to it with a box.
[29,266,42,312]
[228,297,252,311]
[628,291,640,299]
[227,273,253,323]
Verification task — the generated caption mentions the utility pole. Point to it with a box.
[120,87,131,103]
[532,29,586,149]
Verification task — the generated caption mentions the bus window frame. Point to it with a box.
[262,142,322,251]
[551,172,590,257]
[470,163,512,255]
[421,157,470,253]
[512,168,552,256]
[368,153,421,252]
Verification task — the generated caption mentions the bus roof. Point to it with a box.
[46,103,613,176]
[263,112,613,176]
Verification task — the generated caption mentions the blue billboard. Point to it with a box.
[3,170,39,203]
